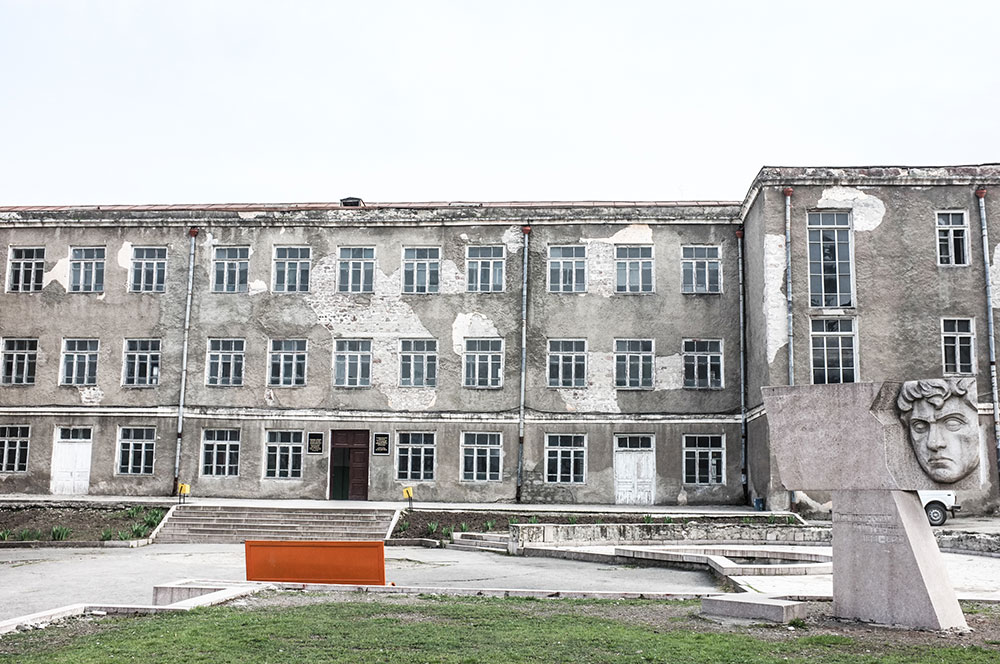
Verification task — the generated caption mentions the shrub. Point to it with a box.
[508,517,518,526]
[567,515,578,525]
[130,523,151,539]
[51,525,72,541]
[16,528,42,541]
[642,514,653,524]
[125,505,144,519]
[117,530,132,541]
[663,516,673,524]
[458,522,469,532]
[527,516,539,524]
[483,520,495,532]
[426,521,439,535]
[397,521,410,534]
[0,529,13,541]
[441,526,454,539]
[143,508,165,528]
[99,528,114,541]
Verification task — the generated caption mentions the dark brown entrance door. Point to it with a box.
[330,429,370,500]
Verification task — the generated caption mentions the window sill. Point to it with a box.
[122,385,159,389]
[548,385,588,390]
[613,291,656,296]
[267,384,308,389]
[615,386,655,391]
[206,383,246,388]
[262,476,305,481]
[398,384,438,389]
[0,383,36,388]
[334,384,374,389]
[683,386,726,391]
[463,385,504,390]
[681,291,723,296]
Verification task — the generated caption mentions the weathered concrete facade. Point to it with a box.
[2,164,999,510]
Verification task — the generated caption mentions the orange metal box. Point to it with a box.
[245,540,386,585]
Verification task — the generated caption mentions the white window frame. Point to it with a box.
[614,338,654,390]
[402,247,441,294]
[810,318,858,385]
[2,338,38,385]
[466,246,505,293]
[206,338,245,386]
[461,432,502,482]
[547,245,587,293]
[682,339,723,389]
[117,426,156,475]
[0,425,29,473]
[615,245,654,294]
[807,211,855,308]
[7,247,45,293]
[129,246,167,293]
[396,431,436,481]
[463,338,504,388]
[399,338,437,387]
[212,246,250,293]
[264,430,303,479]
[941,318,976,376]
[547,339,587,388]
[268,339,308,387]
[335,339,372,387]
[681,245,722,294]
[545,433,587,484]
[936,211,969,267]
[338,247,376,293]
[683,433,725,485]
[272,246,311,293]
[615,433,654,450]
[61,338,99,386]
[201,429,240,477]
[122,339,161,387]
[69,247,105,293]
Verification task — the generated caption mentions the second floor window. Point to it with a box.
[807,212,853,308]
[548,339,586,388]
[681,246,721,293]
[338,247,375,293]
[683,339,722,389]
[548,245,586,293]
[335,339,372,387]
[213,247,249,293]
[400,339,437,387]
[130,247,167,292]
[937,212,969,266]
[269,339,307,386]
[273,247,311,292]
[464,338,503,388]
[402,248,440,293]
[942,318,975,375]
[810,318,856,384]
[7,247,45,292]
[62,339,99,385]
[466,246,505,292]
[2,339,37,385]
[123,339,161,386]
[615,246,654,293]
[70,247,105,292]
[615,339,654,389]
[207,338,245,386]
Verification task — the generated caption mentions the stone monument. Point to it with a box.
[762,378,988,630]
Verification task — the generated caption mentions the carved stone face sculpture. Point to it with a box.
[897,378,980,483]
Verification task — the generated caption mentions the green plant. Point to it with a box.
[0,528,13,541]
[426,521,439,535]
[527,516,539,524]
[567,515,578,524]
[143,508,165,528]
[117,530,131,541]
[458,522,469,532]
[50,525,72,541]
[397,521,410,534]
[99,528,114,541]
[788,618,807,629]
[508,517,518,525]
[767,514,777,524]
[125,505,144,519]
[441,526,453,539]
[16,528,42,541]
[642,514,653,524]
[663,516,673,524]
[595,519,603,525]
[786,515,797,525]
[131,523,151,539]
[483,519,495,531]
[741,516,752,524]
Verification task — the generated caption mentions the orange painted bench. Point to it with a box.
[245,540,385,585]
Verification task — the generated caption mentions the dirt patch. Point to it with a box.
[0,504,171,542]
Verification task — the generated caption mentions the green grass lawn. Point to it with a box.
[1,596,997,663]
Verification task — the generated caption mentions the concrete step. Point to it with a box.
[453,532,509,543]
[445,542,507,554]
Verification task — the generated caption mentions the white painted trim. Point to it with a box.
[270,244,312,293]
[934,210,970,268]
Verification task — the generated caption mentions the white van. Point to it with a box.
[918,491,959,526]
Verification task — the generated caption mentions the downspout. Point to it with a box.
[783,186,796,509]
[516,225,531,503]
[736,228,749,504]
[975,188,1000,473]
[173,227,199,495]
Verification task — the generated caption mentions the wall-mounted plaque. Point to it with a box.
[307,432,324,454]
[372,433,390,455]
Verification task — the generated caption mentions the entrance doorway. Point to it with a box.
[51,427,93,495]
[613,434,655,505]
[329,429,370,500]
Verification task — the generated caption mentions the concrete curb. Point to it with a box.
[0,539,151,549]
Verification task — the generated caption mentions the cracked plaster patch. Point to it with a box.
[451,312,500,356]
[816,186,885,231]
[44,255,70,290]
[579,224,655,298]
[502,226,525,254]
[116,240,133,270]
[764,233,788,365]
[78,386,104,405]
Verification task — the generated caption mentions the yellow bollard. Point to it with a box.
[178,483,191,504]
[402,486,413,510]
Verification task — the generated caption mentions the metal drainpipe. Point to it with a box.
[515,225,531,503]
[975,188,1000,472]
[173,227,199,495]
[736,228,749,504]
[783,186,796,509]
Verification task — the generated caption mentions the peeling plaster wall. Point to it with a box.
[816,186,886,231]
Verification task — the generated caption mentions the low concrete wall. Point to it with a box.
[937,531,1000,557]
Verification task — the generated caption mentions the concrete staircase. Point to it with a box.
[446,531,510,554]
[154,505,398,544]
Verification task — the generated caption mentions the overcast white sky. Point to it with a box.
[2,1,998,205]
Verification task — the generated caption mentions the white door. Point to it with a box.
[50,428,93,495]
[614,435,655,505]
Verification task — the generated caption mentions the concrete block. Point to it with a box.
[701,594,806,623]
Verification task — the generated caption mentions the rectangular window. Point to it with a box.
[683,339,723,389]
[130,247,167,292]
[61,339,99,385]
[0,426,29,473]
[683,434,724,484]
[397,432,435,481]
[123,339,161,387]
[681,246,721,293]
[265,430,303,478]
[807,212,853,308]
[212,246,249,293]
[269,339,307,386]
[462,432,501,481]
[69,247,105,293]
[615,339,654,389]
[118,427,155,475]
[2,339,37,385]
[335,339,372,387]
[464,338,503,388]
[466,246,505,292]
[548,339,586,388]
[548,245,586,293]
[545,434,585,483]
[937,212,969,266]
[402,247,440,294]
[400,339,437,387]
[942,318,975,375]
[616,434,653,449]
[810,318,856,384]
[7,248,45,292]
[338,247,375,293]
[206,338,245,386]
[615,246,654,293]
[273,246,311,292]
[202,429,240,476]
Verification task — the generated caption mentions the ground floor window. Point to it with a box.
[202,429,240,476]
[462,432,501,481]
[0,425,29,472]
[265,431,303,478]
[545,434,585,483]
[397,432,435,481]
[683,434,724,484]
[118,427,155,475]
